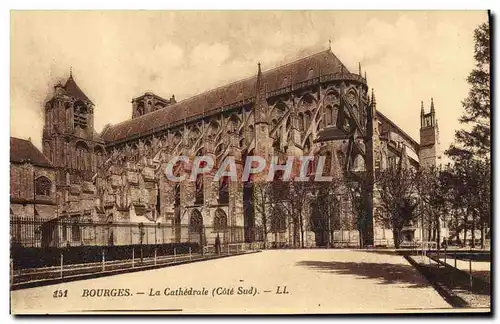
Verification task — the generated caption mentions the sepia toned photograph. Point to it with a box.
[9,10,491,315]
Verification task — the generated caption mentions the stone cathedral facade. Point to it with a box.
[10,48,440,248]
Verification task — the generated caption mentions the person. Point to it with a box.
[215,233,221,255]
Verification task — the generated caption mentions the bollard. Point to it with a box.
[60,253,64,278]
[154,248,157,266]
[102,249,105,272]
[454,252,457,268]
[132,248,135,268]
[189,247,192,260]
[10,258,13,286]
[10,258,14,286]
[469,248,473,289]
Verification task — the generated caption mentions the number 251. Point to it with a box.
[53,289,68,298]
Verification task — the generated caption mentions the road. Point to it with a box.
[11,249,455,314]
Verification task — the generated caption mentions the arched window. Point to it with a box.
[214,209,228,232]
[189,128,200,146]
[94,146,105,170]
[137,102,145,116]
[228,115,239,134]
[74,101,88,128]
[332,105,339,127]
[337,151,346,170]
[219,176,229,204]
[306,158,315,178]
[325,106,333,126]
[303,137,311,154]
[35,176,51,196]
[195,173,204,205]
[304,111,312,131]
[298,113,304,131]
[307,68,315,79]
[208,121,219,140]
[144,139,152,153]
[75,141,89,170]
[173,132,182,146]
[130,143,139,162]
[71,216,81,243]
[352,154,365,172]
[319,151,332,177]
[189,210,203,233]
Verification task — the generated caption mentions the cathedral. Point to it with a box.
[10,48,440,248]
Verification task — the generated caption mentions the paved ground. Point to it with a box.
[11,249,456,314]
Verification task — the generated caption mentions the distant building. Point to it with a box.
[10,137,57,246]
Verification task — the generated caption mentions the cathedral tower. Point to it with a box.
[419,98,441,167]
[42,71,106,186]
[131,92,176,118]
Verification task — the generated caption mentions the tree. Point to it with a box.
[445,22,491,249]
[375,165,419,248]
[446,158,491,248]
[416,165,453,248]
[476,158,491,248]
[310,177,343,247]
[274,180,315,248]
[446,22,490,161]
[252,180,275,249]
[345,171,373,248]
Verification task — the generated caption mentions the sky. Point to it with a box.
[10,11,488,162]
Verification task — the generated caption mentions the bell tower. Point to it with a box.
[419,98,441,167]
[42,70,105,186]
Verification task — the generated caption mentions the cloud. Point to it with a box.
[190,43,231,68]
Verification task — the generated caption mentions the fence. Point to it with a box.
[10,216,246,248]
[11,242,200,270]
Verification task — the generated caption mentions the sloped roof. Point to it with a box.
[376,111,419,150]
[102,49,349,144]
[64,75,93,104]
[10,137,53,168]
[93,130,105,144]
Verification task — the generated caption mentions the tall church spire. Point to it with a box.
[430,97,435,113]
[253,62,271,164]
[254,62,267,124]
